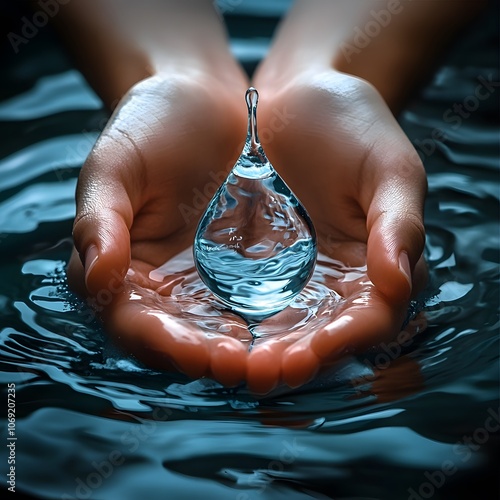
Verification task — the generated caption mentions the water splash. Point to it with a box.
[193,88,317,321]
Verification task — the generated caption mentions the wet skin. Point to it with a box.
[68,72,427,394]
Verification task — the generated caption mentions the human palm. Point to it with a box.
[68,71,427,395]
[68,75,254,381]
[243,70,428,391]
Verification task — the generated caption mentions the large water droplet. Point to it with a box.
[193,87,317,321]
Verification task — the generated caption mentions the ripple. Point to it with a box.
[148,249,345,339]
[0,135,96,192]
[0,70,101,120]
[0,179,76,232]
[0,5,498,500]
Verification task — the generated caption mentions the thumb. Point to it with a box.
[72,140,136,296]
[365,153,427,303]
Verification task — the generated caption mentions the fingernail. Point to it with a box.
[398,250,412,293]
[84,244,99,288]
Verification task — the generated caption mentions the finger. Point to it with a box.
[66,247,87,297]
[310,294,403,361]
[412,255,429,299]
[72,132,140,296]
[281,335,320,389]
[208,335,248,387]
[246,341,289,394]
[108,294,211,379]
[364,145,427,303]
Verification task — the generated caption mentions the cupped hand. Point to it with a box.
[241,69,428,392]
[67,73,258,385]
[68,70,427,395]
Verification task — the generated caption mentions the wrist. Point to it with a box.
[51,0,247,109]
[83,40,248,110]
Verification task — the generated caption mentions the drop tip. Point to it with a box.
[245,87,259,110]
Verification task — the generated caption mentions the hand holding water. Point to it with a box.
[67,74,264,385]
[68,76,427,394]
[64,0,430,394]
[244,68,428,391]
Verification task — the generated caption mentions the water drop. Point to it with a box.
[193,87,317,321]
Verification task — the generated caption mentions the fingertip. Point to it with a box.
[67,247,87,297]
[310,315,353,360]
[411,255,429,298]
[398,250,412,292]
[84,244,99,289]
[73,211,131,296]
[148,314,211,379]
[282,339,320,389]
[367,248,413,304]
[86,248,130,297]
[311,306,396,362]
[364,154,426,302]
[366,220,415,304]
[246,345,282,394]
[209,337,247,387]
[174,349,210,380]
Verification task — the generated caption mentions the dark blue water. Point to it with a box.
[0,2,498,499]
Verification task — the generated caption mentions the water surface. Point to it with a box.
[0,2,498,499]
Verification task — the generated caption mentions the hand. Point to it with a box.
[67,73,259,385]
[68,69,427,396]
[240,69,428,392]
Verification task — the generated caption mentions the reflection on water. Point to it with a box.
[0,2,498,500]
